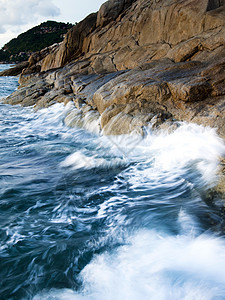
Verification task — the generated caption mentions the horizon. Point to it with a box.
[0,0,106,48]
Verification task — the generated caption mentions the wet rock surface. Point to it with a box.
[1,0,225,194]
[3,58,224,138]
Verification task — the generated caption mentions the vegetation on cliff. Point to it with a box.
[0,21,73,63]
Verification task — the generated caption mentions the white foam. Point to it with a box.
[25,110,225,300]
[33,231,225,300]
[177,208,201,236]
[60,151,125,170]
[9,103,223,189]
[82,111,101,134]
[59,122,225,192]
[147,123,224,184]
[101,123,225,187]
[64,104,101,134]
[32,289,84,300]
[79,230,225,299]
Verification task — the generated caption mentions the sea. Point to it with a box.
[1,64,225,300]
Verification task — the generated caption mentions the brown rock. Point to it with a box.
[2,0,224,144]
[100,104,126,128]
[168,77,212,102]
[0,61,28,76]
[201,60,225,97]
[102,112,143,135]
[2,0,224,199]
[96,0,135,28]
[41,13,97,71]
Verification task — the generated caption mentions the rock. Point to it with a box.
[74,97,85,109]
[168,77,212,102]
[2,0,224,78]
[40,13,98,71]
[201,60,225,97]
[102,112,144,135]
[1,0,224,141]
[96,0,136,28]
[166,38,203,63]
[1,0,224,199]
[207,0,225,11]
[21,44,60,75]
[101,104,126,129]
[0,61,28,76]
[28,43,59,66]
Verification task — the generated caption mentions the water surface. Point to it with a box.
[0,65,225,300]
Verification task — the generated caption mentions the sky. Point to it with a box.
[0,0,106,48]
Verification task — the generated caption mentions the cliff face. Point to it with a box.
[2,0,224,195]
[4,0,224,137]
[2,0,225,139]
[25,0,225,73]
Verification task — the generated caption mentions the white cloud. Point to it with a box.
[0,0,60,34]
[53,0,105,23]
[0,0,106,48]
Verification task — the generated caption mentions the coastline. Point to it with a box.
[1,0,225,197]
[1,2,225,298]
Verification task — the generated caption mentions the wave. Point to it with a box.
[1,102,225,300]
[33,230,225,300]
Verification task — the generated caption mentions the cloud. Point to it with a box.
[0,0,60,34]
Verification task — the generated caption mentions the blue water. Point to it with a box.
[1,65,225,300]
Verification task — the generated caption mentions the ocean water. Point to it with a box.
[1,65,225,300]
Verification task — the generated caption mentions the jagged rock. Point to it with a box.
[40,13,97,71]
[0,0,224,198]
[201,60,225,97]
[73,97,86,109]
[96,0,136,28]
[21,43,60,75]
[1,0,224,140]
[168,77,212,102]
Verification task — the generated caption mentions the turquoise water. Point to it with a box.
[1,65,225,300]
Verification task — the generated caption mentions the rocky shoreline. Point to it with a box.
[1,0,225,196]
